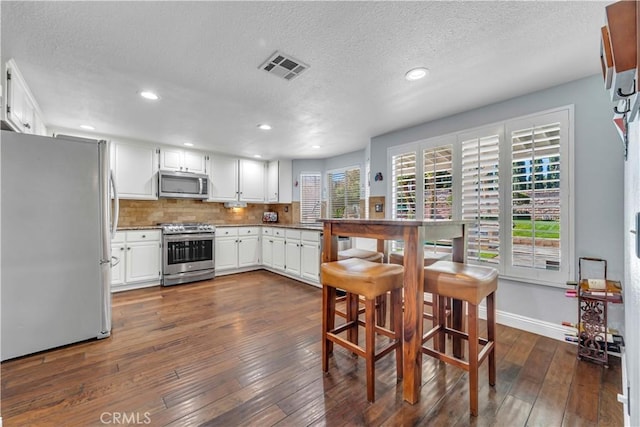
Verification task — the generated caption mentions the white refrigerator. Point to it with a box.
[0,130,118,361]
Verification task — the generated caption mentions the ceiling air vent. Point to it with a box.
[260,51,309,81]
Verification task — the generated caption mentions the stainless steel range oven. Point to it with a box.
[161,223,215,286]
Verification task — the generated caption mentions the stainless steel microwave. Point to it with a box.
[158,170,208,199]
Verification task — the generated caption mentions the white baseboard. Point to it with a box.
[478,305,576,342]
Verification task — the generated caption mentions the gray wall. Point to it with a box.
[292,149,366,201]
[370,75,624,330]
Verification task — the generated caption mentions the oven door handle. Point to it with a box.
[163,233,215,242]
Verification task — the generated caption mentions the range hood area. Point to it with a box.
[224,201,248,208]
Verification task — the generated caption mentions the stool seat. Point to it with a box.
[424,261,498,305]
[338,248,384,262]
[388,251,447,267]
[321,258,403,299]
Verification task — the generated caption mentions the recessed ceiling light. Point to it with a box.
[139,90,159,100]
[312,145,321,149]
[405,67,430,81]
[80,124,95,130]
[183,142,194,147]
[253,154,262,158]
[257,124,272,130]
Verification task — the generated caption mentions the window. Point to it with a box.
[391,151,417,219]
[299,172,321,223]
[387,107,573,286]
[505,111,569,281]
[327,166,361,218]
[424,145,453,221]
[461,133,500,264]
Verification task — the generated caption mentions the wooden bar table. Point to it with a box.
[319,218,472,404]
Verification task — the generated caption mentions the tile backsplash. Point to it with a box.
[117,197,380,227]
[117,199,293,227]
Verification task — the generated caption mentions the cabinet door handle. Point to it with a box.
[141,234,146,238]
[127,247,131,251]
[120,247,124,251]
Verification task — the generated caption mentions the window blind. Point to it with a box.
[424,145,453,220]
[300,173,321,223]
[461,134,500,264]
[391,152,417,219]
[511,122,561,270]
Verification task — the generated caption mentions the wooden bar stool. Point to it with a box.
[388,251,449,323]
[321,258,404,402]
[421,261,497,416]
[337,248,386,326]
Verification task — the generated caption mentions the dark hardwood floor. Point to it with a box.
[1,271,623,426]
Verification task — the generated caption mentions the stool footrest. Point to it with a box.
[331,321,358,336]
[478,342,495,365]
[327,333,366,358]
[375,340,402,362]
[331,319,397,339]
[422,347,469,371]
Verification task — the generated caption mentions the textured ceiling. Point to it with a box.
[1,1,608,160]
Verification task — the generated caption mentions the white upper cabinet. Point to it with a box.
[111,141,159,200]
[209,154,240,201]
[208,155,266,203]
[159,147,207,174]
[239,158,266,202]
[266,160,292,203]
[3,59,47,136]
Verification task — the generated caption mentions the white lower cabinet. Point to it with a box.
[215,227,239,271]
[261,227,273,267]
[272,237,286,271]
[189,225,321,285]
[215,227,261,273]
[262,227,320,286]
[285,229,302,276]
[238,229,260,268]
[300,231,321,282]
[111,230,162,292]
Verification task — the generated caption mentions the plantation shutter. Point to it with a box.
[300,173,321,223]
[391,152,417,219]
[511,122,562,270]
[423,145,453,220]
[461,134,500,264]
